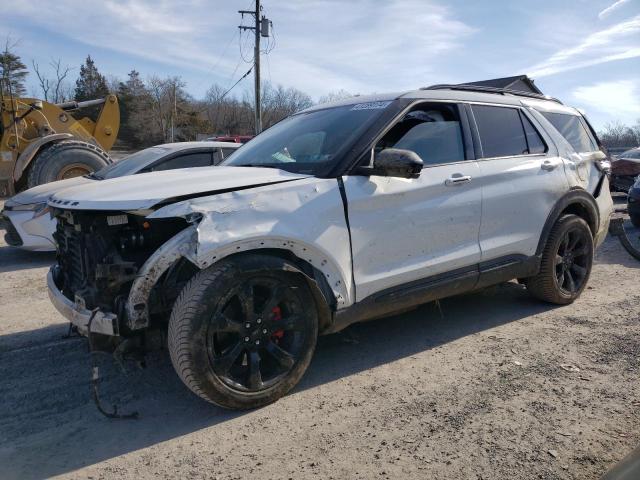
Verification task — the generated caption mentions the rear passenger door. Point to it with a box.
[537,111,604,193]
[469,104,568,262]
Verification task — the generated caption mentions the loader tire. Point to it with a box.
[27,140,111,188]
[525,214,593,305]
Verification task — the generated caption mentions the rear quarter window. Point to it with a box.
[540,112,597,153]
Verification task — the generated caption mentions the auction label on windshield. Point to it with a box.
[350,101,392,111]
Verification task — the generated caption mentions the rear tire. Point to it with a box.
[27,140,110,188]
[629,212,640,228]
[168,255,319,410]
[525,214,594,305]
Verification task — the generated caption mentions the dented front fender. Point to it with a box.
[126,177,354,329]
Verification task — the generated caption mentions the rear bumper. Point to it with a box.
[47,267,119,336]
[595,177,614,248]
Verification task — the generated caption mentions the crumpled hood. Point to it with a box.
[48,166,309,211]
[7,176,93,207]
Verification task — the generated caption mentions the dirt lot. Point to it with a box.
[0,199,638,480]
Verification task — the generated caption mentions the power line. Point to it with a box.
[219,66,253,101]
[238,0,272,134]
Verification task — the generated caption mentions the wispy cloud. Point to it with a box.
[265,0,476,95]
[529,15,640,77]
[0,0,475,97]
[598,0,632,19]
[573,79,640,123]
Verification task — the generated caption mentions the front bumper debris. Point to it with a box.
[47,267,120,336]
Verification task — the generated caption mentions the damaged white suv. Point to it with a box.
[48,85,613,409]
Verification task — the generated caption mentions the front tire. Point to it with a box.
[525,214,594,304]
[168,255,319,410]
[27,140,111,188]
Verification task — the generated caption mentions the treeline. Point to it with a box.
[1,43,350,149]
[598,121,640,150]
[5,41,637,152]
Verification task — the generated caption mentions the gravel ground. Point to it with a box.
[0,199,638,480]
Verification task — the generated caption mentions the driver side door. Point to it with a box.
[342,102,482,302]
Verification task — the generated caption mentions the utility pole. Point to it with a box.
[239,1,270,135]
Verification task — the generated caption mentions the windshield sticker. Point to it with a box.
[350,101,392,111]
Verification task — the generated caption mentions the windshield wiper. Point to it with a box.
[237,164,281,169]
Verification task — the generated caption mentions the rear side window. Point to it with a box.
[152,152,213,171]
[222,147,238,159]
[213,149,224,165]
[520,113,547,154]
[472,105,528,158]
[540,112,596,153]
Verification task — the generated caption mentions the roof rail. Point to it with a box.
[422,84,563,104]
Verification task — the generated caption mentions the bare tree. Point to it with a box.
[318,89,354,105]
[599,121,640,150]
[32,59,72,102]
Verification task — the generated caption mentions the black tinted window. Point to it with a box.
[222,147,237,158]
[152,152,212,171]
[376,105,465,166]
[521,113,547,154]
[541,112,596,153]
[473,105,528,158]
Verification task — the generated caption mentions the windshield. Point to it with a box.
[621,149,640,159]
[221,102,394,175]
[93,147,169,179]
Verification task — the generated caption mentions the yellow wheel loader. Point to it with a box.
[0,92,120,197]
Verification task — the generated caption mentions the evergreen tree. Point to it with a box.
[74,55,109,120]
[0,40,28,97]
[117,70,157,147]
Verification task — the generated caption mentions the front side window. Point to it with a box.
[472,105,528,158]
[540,112,596,153]
[152,151,212,171]
[374,104,465,166]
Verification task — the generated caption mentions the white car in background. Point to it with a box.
[0,141,240,251]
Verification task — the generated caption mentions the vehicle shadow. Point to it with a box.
[0,281,556,479]
[0,245,56,273]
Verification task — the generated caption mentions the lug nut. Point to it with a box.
[245,323,251,329]
[262,329,267,334]
[255,339,260,345]
[257,318,262,324]
[244,337,250,342]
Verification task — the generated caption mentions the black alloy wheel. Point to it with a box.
[207,277,309,392]
[168,255,319,409]
[554,227,590,295]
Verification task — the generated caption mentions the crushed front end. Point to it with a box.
[48,207,190,341]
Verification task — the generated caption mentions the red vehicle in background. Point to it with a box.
[207,135,254,144]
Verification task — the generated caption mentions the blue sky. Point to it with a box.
[0,0,638,130]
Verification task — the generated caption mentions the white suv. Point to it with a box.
[47,85,613,409]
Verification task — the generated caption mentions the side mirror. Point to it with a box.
[370,148,423,179]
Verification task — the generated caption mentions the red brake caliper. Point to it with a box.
[271,306,284,342]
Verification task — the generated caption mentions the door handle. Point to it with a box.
[541,160,558,171]
[445,174,472,186]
